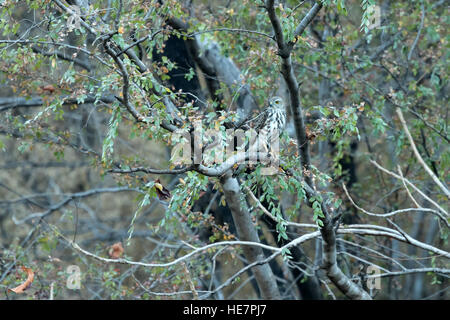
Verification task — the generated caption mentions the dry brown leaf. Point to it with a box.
[10,266,34,294]
[41,84,55,93]
[108,242,124,259]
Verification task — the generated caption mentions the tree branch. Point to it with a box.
[0,95,115,112]
[396,108,450,198]
[265,0,322,187]
[265,1,371,299]
[219,172,281,299]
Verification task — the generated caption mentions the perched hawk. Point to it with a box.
[232,96,287,177]
[241,96,286,152]
[243,96,286,131]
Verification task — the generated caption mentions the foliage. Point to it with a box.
[0,0,448,300]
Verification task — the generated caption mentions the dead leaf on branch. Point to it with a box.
[41,84,56,94]
[108,242,124,259]
[154,179,171,200]
[10,266,35,294]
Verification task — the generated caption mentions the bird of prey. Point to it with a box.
[242,96,286,130]
[241,96,286,153]
[232,96,286,177]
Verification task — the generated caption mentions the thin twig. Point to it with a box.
[396,108,449,198]
[397,165,420,208]
[370,160,448,217]
[407,0,425,61]
[245,185,316,229]
[342,183,447,226]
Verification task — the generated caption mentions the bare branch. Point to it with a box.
[0,95,115,112]
[342,183,449,227]
[12,187,141,224]
[245,185,316,229]
[367,268,450,279]
[31,46,91,71]
[396,108,450,198]
[407,0,425,61]
[397,165,421,208]
[370,160,448,217]
[52,0,99,35]
[219,172,281,299]
[108,166,193,175]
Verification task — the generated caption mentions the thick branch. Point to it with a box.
[265,1,322,187]
[219,172,281,299]
[265,1,371,299]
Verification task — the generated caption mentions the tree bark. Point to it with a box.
[220,173,281,299]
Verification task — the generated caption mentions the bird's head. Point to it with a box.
[269,96,284,110]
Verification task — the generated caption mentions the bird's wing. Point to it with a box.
[243,108,268,130]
